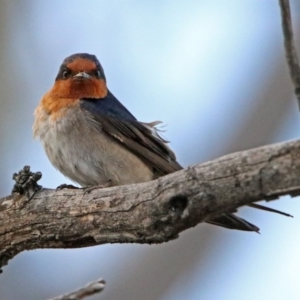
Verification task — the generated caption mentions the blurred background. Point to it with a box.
[1,1,300,299]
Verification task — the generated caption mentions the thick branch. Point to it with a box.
[1,139,300,272]
[279,0,300,106]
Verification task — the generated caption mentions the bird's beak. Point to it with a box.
[73,72,91,80]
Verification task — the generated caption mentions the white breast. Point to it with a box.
[33,105,154,186]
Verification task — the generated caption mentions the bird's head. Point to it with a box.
[51,53,107,99]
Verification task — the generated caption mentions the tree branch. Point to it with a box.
[279,0,300,107]
[48,278,105,300]
[1,139,299,273]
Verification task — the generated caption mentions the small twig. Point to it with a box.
[49,278,105,300]
[279,0,300,107]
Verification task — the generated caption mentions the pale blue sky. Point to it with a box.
[0,1,300,299]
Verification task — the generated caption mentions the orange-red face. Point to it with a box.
[50,55,107,99]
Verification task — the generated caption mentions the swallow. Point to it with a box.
[33,53,290,232]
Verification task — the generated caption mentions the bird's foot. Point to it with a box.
[56,184,80,190]
[83,180,113,194]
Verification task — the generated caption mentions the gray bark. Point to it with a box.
[1,139,299,272]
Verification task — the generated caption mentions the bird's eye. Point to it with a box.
[62,70,70,79]
[96,70,101,79]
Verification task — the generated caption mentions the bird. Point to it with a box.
[33,53,290,232]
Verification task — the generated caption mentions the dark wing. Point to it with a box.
[81,90,137,121]
[80,91,182,175]
[81,91,290,232]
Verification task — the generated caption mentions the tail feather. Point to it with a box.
[207,214,260,232]
[248,203,293,217]
[207,203,291,232]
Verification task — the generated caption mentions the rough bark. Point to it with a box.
[1,139,299,273]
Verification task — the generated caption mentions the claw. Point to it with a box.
[56,184,80,190]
